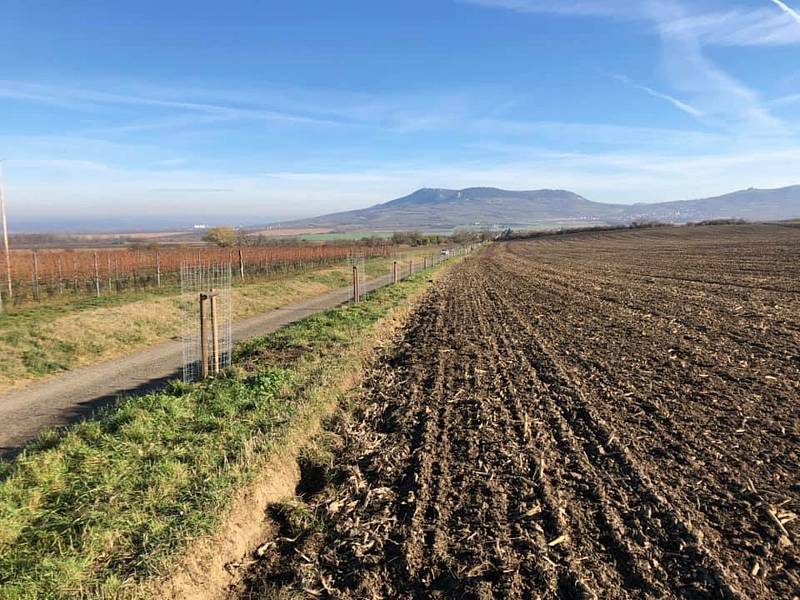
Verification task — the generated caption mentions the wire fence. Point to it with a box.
[0,243,392,307]
[181,262,233,383]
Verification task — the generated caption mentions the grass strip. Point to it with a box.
[0,261,451,599]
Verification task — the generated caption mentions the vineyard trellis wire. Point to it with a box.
[0,243,391,307]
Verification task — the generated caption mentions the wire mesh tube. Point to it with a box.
[181,262,233,382]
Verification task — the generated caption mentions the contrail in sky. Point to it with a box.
[613,75,705,119]
[769,0,800,25]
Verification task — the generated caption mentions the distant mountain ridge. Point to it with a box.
[279,185,800,231]
[623,186,800,223]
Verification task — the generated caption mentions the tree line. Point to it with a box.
[204,227,497,247]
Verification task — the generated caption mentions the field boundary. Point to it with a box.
[147,264,453,599]
[0,252,473,599]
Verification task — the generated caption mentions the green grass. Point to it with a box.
[0,260,451,599]
[0,285,183,325]
[21,339,78,376]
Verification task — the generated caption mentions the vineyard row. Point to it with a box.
[0,244,392,307]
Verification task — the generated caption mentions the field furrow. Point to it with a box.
[236,225,800,599]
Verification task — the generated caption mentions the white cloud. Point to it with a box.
[465,0,786,133]
[464,0,800,45]
[770,0,800,25]
[154,159,188,167]
[661,8,800,46]
[772,92,800,106]
[461,0,639,18]
[0,80,347,127]
[0,79,506,140]
[6,137,800,222]
[9,159,111,172]
[657,22,784,132]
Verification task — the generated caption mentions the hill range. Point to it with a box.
[276,185,800,231]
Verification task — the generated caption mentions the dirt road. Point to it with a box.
[0,273,396,456]
[240,225,800,599]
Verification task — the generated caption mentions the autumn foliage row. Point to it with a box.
[1,243,391,304]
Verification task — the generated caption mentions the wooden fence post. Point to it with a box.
[200,289,221,378]
[156,251,162,288]
[424,257,428,269]
[408,259,413,277]
[238,248,245,281]
[200,293,209,379]
[31,251,40,302]
[392,260,398,284]
[93,252,100,297]
[352,265,360,304]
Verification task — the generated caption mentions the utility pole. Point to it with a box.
[0,160,12,306]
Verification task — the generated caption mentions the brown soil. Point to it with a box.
[235,225,800,599]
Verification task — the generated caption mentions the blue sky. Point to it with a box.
[2,0,800,230]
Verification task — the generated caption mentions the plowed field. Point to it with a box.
[238,225,800,599]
